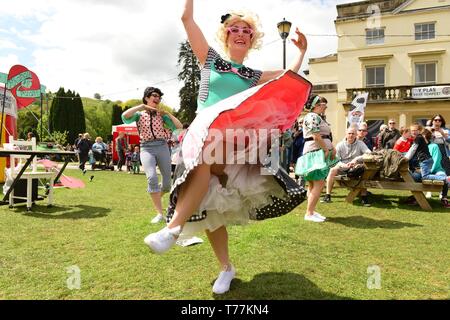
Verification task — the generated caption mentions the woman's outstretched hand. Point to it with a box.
[291,27,307,53]
[142,104,157,112]
[158,108,168,116]
[142,104,168,115]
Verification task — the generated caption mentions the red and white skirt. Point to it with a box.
[167,71,312,235]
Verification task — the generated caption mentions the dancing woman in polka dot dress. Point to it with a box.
[122,87,183,224]
[144,0,312,295]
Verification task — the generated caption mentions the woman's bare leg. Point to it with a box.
[145,163,219,253]
[306,180,325,215]
[307,180,313,198]
[167,163,212,229]
[150,192,164,215]
[205,226,230,269]
[206,225,235,294]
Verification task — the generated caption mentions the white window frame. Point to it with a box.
[366,66,385,88]
[415,23,436,41]
[415,62,437,85]
[366,28,385,45]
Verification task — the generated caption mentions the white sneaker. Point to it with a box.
[151,214,165,224]
[144,226,181,254]
[425,192,432,199]
[314,212,326,220]
[304,213,325,223]
[212,264,236,295]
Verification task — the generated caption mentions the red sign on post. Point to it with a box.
[6,65,41,109]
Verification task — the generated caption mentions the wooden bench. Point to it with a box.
[335,157,444,211]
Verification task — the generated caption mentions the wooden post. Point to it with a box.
[400,167,433,211]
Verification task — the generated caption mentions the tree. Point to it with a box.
[94,93,102,99]
[38,112,68,146]
[85,100,112,141]
[73,93,86,142]
[121,99,141,109]
[49,88,86,144]
[111,104,123,126]
[49,87,65,136]
[177,40,200,123]
[17,104,40,140]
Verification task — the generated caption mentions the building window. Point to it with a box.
[366,66,385,87]
[415,63,436,85]
[413,117,431,127]
[366,28,385,45]
[415,23,435,40]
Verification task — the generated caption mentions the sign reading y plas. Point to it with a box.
[412,86,450,99]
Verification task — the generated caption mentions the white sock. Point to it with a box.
[221,263,232,272]
[167,225,182,236]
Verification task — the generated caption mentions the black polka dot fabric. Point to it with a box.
[214,57,256,79]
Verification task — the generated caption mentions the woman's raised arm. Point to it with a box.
[257,28,308,85]
[181,0,209,65]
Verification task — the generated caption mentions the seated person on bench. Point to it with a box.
[322,126,372,206]
[405,124,450,208]
[92,137,108,162]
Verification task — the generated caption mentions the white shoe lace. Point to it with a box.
[314,212,326,220]
[144,226,181,254]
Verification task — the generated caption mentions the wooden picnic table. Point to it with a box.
[336,157,443,211]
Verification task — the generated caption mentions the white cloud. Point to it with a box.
[0,0,354,109]
[0,39,23,50]
[0,54,20,69]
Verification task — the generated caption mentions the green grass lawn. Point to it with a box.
[0,169,449,300]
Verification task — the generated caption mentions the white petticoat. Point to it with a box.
[180,164,286,236]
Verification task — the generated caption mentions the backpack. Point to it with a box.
[347,164,365,179]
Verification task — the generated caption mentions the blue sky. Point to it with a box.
[0,16,43,68]
[0,0,353,108]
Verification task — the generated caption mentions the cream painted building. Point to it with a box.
[307,0,450,143]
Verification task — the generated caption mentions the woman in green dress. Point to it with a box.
[144,0,311,295]
[296,95,337,222]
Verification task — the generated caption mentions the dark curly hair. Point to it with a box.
[430,114,446,129]
[422,128,433,143]
[142,87,164,104]
[305,94,327,111]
